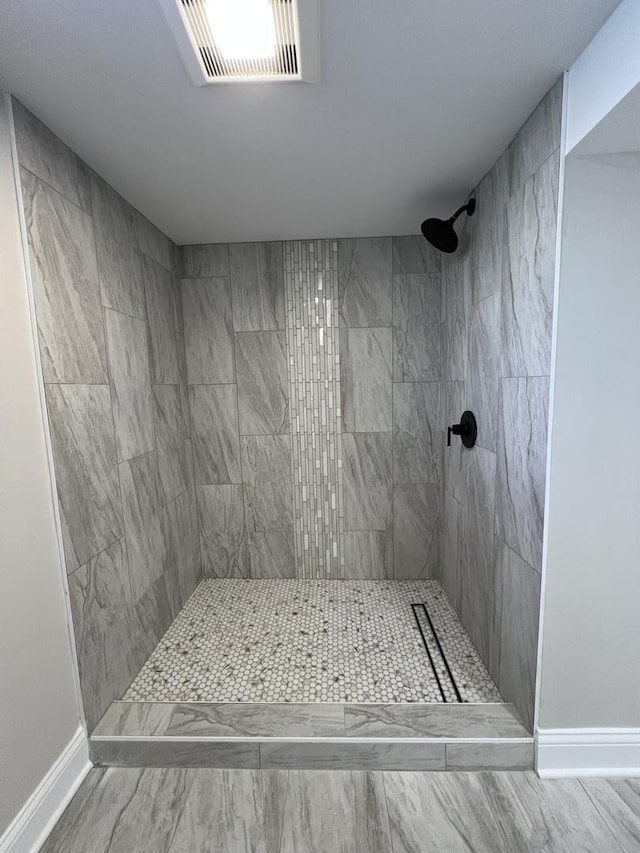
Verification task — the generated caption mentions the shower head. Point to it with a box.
[421,198,476,253]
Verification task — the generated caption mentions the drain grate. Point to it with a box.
[411,603,463,703]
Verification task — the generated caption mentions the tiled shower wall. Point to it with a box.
[181,234,443,579]
[440,79,563,728]
[12,100,200,730]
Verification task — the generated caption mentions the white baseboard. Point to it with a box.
[537,728,640,778]
[0,727,90,853]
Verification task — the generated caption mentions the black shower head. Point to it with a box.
[421,198,476,253]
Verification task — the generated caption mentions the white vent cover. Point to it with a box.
[158,0,318,84]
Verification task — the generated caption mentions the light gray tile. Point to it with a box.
[45,384,122,572]
[130,572,173,664]
[91,740,260,769]
[442,251,471,382]
[342,432,392,531]
[440,491,463,613]
[495,376,549,572]
[181,243,229,278]
[170,769,286,853]
[67,539,137,730]
[241,434,293,533]
[241,531,296,578]
[136,212,173,270]
[342,531,392,579]
[229,241,284,331]
[494,539,541,731]
[93,702,174,737]
[38,769,108,853]
[442,380,466,502]
[143,255,180,384]
[467,291,502,452]
[181,277,234,384]
[262,742,444,771]
[393,483,440,579]
[189,384,242,484]
[197,484,246,578]
[393,382,441,483]
[40,768,191,853]
[183,437,201,578]
[502,150,559,377]
[581,779,640,852]
[12,99,91,211]
[166,703,345,737]
[91,173,145,319]
[235,331,289,434]
[163,491,197,615]
[344,703,529,738]
[339,237,392,327]
[20,168,107,383]
[119,452,165,602]
[508,77,563,193]
[470,161,509,304]
[458,445,498,662]
[445,742,534,770]
[341,327,392,432]
[153,385,187,504]
[104,309,155,461]
[392,235,441,274]
[393,273,441,381]
[280,771,391,852]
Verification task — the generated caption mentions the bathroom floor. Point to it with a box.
[123,580,501,704]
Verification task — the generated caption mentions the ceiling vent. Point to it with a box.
[158,0,318,84]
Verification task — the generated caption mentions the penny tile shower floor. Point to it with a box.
[123,580,502,704]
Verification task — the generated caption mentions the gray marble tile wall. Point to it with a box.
[13,99,201,731]
[439,79,562,730]
[183,234,442,580]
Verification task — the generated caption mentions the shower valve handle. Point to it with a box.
[447,411,478,449]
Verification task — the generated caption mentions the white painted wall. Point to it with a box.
[566,0,640,153]
[537,149,640,729]
[0,94,83,837]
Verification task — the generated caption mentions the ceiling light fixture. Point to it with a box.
[206,0,276,60]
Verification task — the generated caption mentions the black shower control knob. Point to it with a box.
[447,411,477,449]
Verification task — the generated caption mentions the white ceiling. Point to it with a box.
[0,0,620,244]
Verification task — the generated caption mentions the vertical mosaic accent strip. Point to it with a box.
[284,240,344,578]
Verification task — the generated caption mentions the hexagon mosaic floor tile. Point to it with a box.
[123,580,502,704]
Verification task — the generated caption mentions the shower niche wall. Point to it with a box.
[10,78,561,763]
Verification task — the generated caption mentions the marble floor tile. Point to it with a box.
[264,742,445,771]
[45,383,122,572]
[180,243,229,278]
[495,376,549,572]
[445,741,534,770]
[67,539,138,730]
[104,309,155,462]
[241,434,293,533]
[189,384,242,484]
[143,255,180,384]
[393,273,441,381]
[393,484,440,579]
[181,276,234,384]
[13,99,91,212]
[119,452,165,602]
[281,771,391,852]
[169,769,287,853]
[40,768,191,853]
[166,703,346,738]
[136,212,174,271]
[38,769,108,853]
[392,235,441,274]
[502,150,559,377]
[466,290,501,453]
[153,385,187,504]
[91,173,146,319]
[235,330,289,434]
[197,484,246,578]
[20,168,107,384]
[581,778,640,852]
[342,530,392,579]
[342,432,392,531]
[393,381,441,483]
[493,539,541,731]
[341,327,392,432]
[229,241,284,331]
[338,237,392,327]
